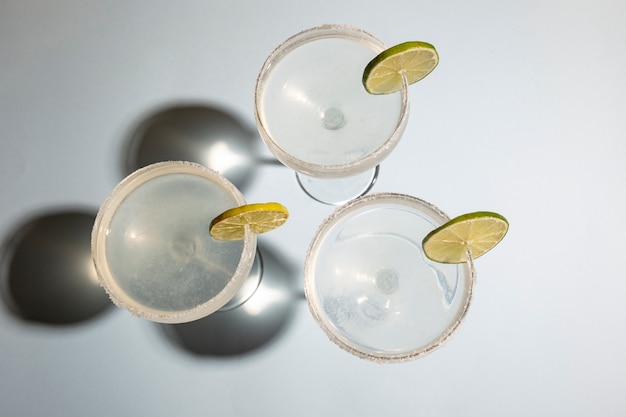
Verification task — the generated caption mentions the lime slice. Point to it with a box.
[210,202,289,241]
[362,41,439,95]
[422,211,508,263]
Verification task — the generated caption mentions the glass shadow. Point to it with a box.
[0,209,112,325]
[158,241,301,357]
[121,103,265,192]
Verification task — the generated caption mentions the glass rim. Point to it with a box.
[91,161,257,323]
[254,24,410,179]
[303,192,477,363]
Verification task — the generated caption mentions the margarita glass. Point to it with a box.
[91,161,257,323]
[304,193,476,362]
[254,24,409,205]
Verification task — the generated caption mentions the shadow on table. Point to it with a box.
[158,240,303,357]
[120,102,282,192]
[0,208,113,325]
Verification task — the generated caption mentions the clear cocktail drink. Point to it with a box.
[91,161,256,323]
[304,193,476,362]
[255,24,409,204]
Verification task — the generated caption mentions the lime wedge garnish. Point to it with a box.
[362,41,439,95]
[210,202,289,241]
[422,211,508,263]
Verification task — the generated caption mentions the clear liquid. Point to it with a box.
[308,200,471,354]
[105,173,245,312]
[260,37,403,166]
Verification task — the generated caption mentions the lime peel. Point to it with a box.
[210,202,289,241]
[362,41,439,95]
[422,211,508,264]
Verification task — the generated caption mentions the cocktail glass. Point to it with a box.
[254,24,409,205]
[304,192,476,362]
[91,161,258,323]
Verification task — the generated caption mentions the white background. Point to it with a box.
[1,0,625,415]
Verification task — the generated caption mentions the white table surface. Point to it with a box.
[1,1,625,416]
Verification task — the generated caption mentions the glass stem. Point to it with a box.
[218,248,264,312]
[296,165,380,205]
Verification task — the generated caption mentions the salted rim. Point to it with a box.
[303,192,476,363]
[91,161,256,323]
[254,24,410,179]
